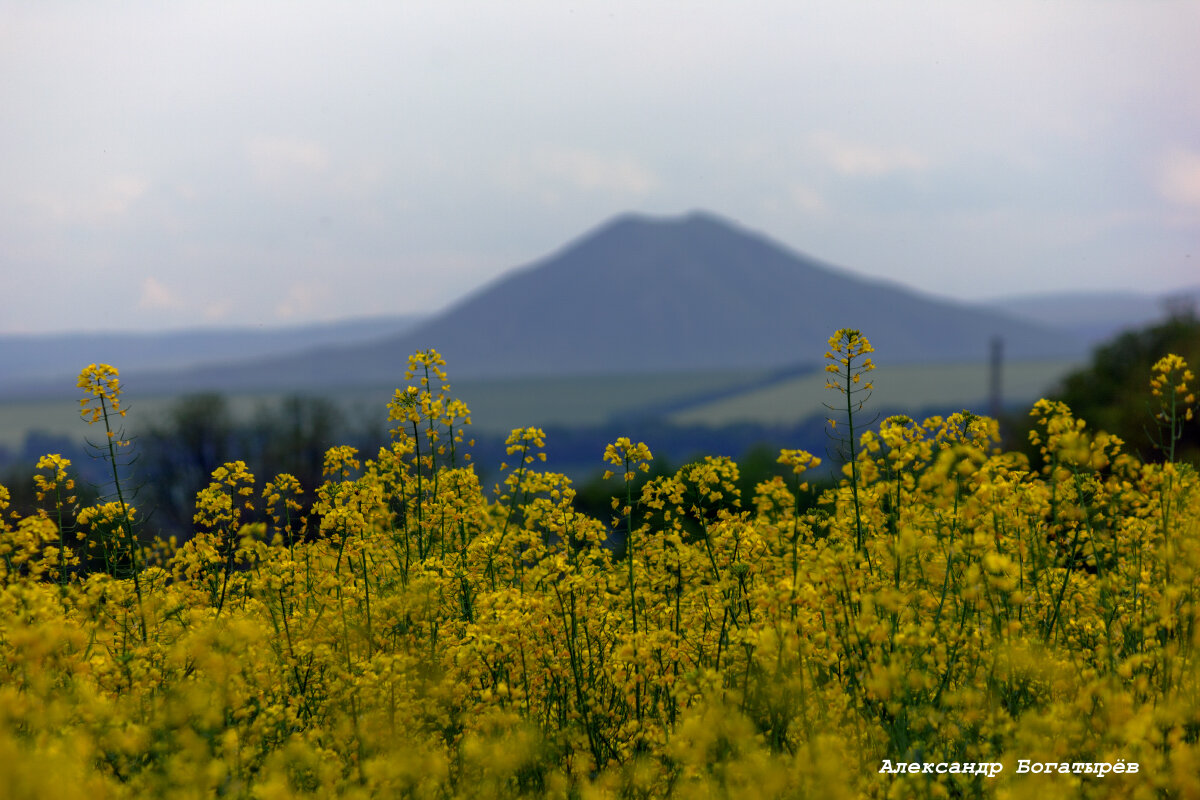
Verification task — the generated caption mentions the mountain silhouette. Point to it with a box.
[105,211,1086,393]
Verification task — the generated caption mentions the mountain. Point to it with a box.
[99,211,1085,394]
[389,211,1085,375]
[984,288,1200,347]
[0,314,424,397]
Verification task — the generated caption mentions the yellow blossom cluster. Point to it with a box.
[0,346,1197,798]
[1151,353,1196,421]
[77,362,126,427]
[824,328,876,390]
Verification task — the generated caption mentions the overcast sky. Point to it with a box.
[3,1,1198,334]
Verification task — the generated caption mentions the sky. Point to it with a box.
[2,1,1198,334]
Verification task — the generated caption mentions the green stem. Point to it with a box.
[100,395,146,643]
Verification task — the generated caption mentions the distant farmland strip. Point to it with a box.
[449,368,772,433]
[0,361,1082,454]
[0,368,771,450]
[610,362,820,421]
[668,359,1084,427]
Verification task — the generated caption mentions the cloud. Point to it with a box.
[1158,148,1200,208]
[246,136,330,191]
[203,298,234,322]
[99,175,152,217]
[789,183,827,214]
[138,276,183,311]
[274,281,328,321]
[30,174,151,226]
[500,147,659,197]
[810,133,930,177]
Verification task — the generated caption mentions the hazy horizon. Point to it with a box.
[3,209,1196,340]
[4,2,1198,335]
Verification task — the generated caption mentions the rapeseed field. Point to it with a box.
[0,332,1196,798]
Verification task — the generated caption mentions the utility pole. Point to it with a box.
[988,336,1003,424]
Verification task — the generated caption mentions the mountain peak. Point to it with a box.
[375,210,1083,378]
[592,209,744,240]
[549,210,769,276]
[129,211,1087,388]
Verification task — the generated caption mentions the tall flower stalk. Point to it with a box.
[824,329,876,555]
[604,436,652,724]
[77,363,146,640]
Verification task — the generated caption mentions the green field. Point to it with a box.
[668,358,1083,426]
[0,393,303,450]
[0,360,1081,452]
[0,368,771,450]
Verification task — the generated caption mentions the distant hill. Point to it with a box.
[984,288,1200,347]
[109,211,1085,394]
[0,314,424,397]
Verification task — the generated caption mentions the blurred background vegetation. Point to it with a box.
[1004,311,1200,466]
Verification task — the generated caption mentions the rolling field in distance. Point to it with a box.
[0,393,301,451]
[0,368,769,450]
[0,360,1081,453]
[669,358,1085,427]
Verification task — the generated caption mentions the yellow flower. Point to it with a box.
[77,363,125,423]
